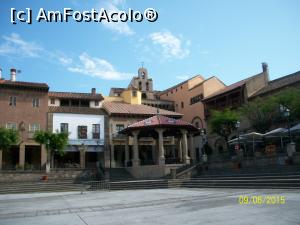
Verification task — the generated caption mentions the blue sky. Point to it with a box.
[0,0,299,95]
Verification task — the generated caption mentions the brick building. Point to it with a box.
[0,69,49,170]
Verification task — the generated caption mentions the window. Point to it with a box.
[60,99,69,106]
[181,102,184,108]
[78,126,87,139]
[60,123,68,133]
[9,96,16,106]
[32,98,39,107]
[116,124,125,132]
[80,100,89,107]
[141,72,145,79]
[71,99,79,107]
[95,101,99,106]
[132,91,137,97]
[92,124,100,139]
[138,81,142,90]
[6,123,17,130]
[50,98,55,104]
[146,82,149,91]
[29,123,40,132]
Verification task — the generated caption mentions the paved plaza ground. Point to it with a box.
[0,188,299,225]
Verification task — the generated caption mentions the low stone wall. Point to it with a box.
[0,169,88,183]
[126,164,182,179]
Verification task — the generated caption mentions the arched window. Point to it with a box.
[146,82,149,91]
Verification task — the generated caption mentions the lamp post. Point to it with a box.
[280,105,292,143]
[200,129,207,163]
[235,121,241,154]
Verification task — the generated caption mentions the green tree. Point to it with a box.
[34,131,68,173]
[209,108,239,150]
[240,97,277,133]
[0,127,19,151]
[241,88,300,133]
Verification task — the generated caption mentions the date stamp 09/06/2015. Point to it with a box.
[238,195,286,205]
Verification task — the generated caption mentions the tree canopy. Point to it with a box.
[209,108,239,144]
[34,131,68,156]
[0,128,19,151]
[241,88,300,133]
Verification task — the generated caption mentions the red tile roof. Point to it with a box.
[102,101,182,118]
[203,72,265,101]
[121,115,198,132]
[49,92,103,100]
[48,106,106,115]
[0,79,49,90]
[252,71,300,97]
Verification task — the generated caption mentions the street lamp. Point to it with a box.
[280,105,292,143]
[235,121,241,153]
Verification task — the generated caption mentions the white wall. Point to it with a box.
[52,113,105,140]
[48,98,60,106]
[89,100,101,108]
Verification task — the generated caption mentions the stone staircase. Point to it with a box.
[109,168,134,181]
[0,181,87,194]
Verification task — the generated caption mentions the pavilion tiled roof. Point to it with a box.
[49,92,104,100]
[120,115,198,132]
[0,79,49,90]
[251,71,300,97]
[102,101,182,118]
[48,106,106,115]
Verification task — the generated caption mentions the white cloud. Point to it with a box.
[0,33,43,57]
[176,75,189,80]
[99,0,134,35]
[58,56,73,65]
[149,31,190,59]
[67,52,133,80]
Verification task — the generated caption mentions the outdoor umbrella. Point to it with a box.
[240,132,263,155]
[264,127,288,150]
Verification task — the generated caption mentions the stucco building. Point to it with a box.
[47,89,107,169]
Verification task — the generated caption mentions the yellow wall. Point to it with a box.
[121,89,142,105]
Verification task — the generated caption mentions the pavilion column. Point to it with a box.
[156,128,165,166]
[181,129,190,165]
[79,145,87,169]
[19,144,25,169]
[41,144,47,169]
[111,144,116,168]
[0,150,2,170]
[189,134,196,164]
[124,136,129,167]
[151,145,156,164]
[178,139,183,163]
[132,131,140,167]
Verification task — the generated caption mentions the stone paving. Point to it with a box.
[0,188,299,225]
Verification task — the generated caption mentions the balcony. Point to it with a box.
[68,139,104,146]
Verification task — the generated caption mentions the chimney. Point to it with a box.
[91,88,96,95]
[262,62,268,73]
[10,68,17,81]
